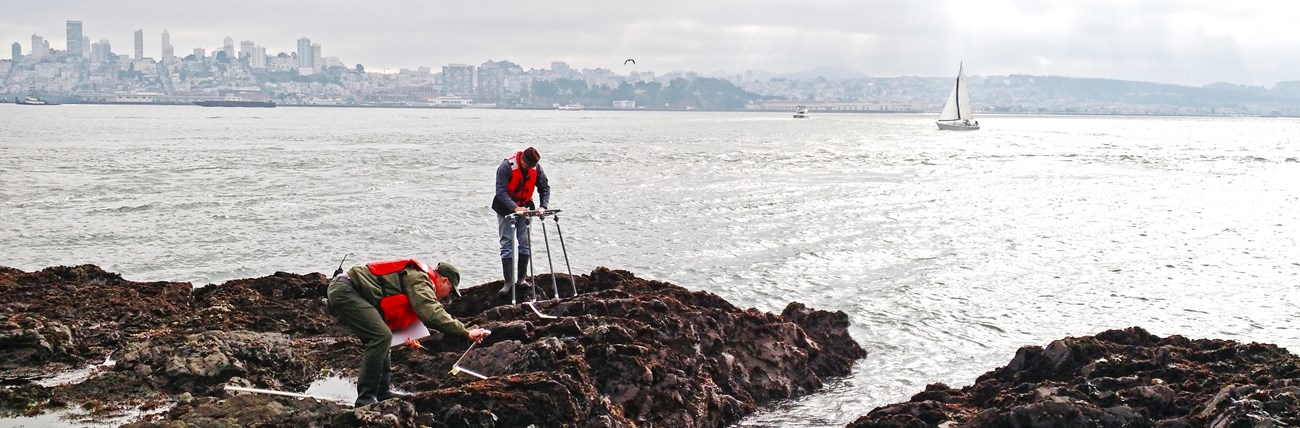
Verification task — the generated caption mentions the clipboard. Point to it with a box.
[390,322,430,347]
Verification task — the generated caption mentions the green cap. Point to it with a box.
[435,262,461,296]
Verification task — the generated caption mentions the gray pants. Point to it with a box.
[498,214,531,259]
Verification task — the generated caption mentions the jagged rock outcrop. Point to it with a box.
[1,264,864,428]
[848,326,1300,427]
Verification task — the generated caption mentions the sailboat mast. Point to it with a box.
[955,63,963,120]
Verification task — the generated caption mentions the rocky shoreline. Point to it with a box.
[5,265,1298,427]
[850,326,1300,427]
[0,264,866,427]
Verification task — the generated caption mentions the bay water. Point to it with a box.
[2,104,1297,426]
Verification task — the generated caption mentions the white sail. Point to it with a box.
[938,84,961,121]
[937,63,978,130]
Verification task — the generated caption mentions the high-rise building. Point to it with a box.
[161,30,174,63]
[442,64,475,97]
[250,46,266,69]
[66,21,83,58]
[133,29,143,60]
[31,35,48,59]
[222,37,234,60]
[91,39,112,63]
[239,40,254,60]
[296,37,313,70]
[552,61,571,77]
[311,43,322,69]
[476,61,503,103]
[82,36,90,57]
[11,42,20,62]
[193,47,205,60]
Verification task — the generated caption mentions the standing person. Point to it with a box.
[491,147,551,297]
[327,258,490,407]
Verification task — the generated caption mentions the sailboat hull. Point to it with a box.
[937,121,980,131]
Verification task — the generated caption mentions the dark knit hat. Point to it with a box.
[435,262,461,296]
[521,147,540,166]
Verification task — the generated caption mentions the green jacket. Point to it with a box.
[347,265,469,337]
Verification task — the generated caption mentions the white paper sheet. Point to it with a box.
[390,322,431,347]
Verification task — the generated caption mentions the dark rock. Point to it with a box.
[848,326,1300,427]
[0,314,78,369]
[1,265,864,427]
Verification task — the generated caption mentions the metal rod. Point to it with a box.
[525,301,558,319]
[449,340,492,379]
[508,215,518,305]
[552,214,575,296]
[524,214,538,301]
[540,218,560,298]
[451,341,478,367]
[450,365,489,380]
[224,385,349,404]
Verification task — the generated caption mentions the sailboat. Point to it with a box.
[936,63,979,131]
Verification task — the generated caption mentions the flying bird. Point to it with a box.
[624,58,636,65]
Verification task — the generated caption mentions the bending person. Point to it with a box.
[327,258,489,407]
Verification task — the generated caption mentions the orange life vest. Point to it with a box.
[366,258,436,331]
[507,152,538,207]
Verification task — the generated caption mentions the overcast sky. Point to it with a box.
[4,0,1297,87]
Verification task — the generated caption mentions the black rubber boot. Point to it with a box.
[376,356,412,401]
[497,258,514,296]
[516,255,533,301]
[516,254,531,287]
[354,379,380,407]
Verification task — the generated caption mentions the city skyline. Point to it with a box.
[3,1,1300,87]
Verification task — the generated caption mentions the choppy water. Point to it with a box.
[2,105,1298,426]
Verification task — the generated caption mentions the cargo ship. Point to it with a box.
[193,100,276,108]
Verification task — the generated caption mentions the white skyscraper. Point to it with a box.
[296,37,314,74]
[134,29,143,60]
[239,40,254,60]
[311,43,322,70]
[161,30,174,63]
[91,39,112,63]
[31,35,48,59]
[250,46,266,69]
[222,37,234,60]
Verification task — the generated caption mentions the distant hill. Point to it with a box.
[716,66,869,82]
[740,73,1300,116]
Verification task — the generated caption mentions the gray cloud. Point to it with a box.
[3,0,1297,86]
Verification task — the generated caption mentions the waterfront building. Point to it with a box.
[476,60,502,103]
[134,29,143,60]
[442,63,474,97]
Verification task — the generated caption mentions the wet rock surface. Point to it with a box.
[1,265,864,427]
[848,326,1300,427]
